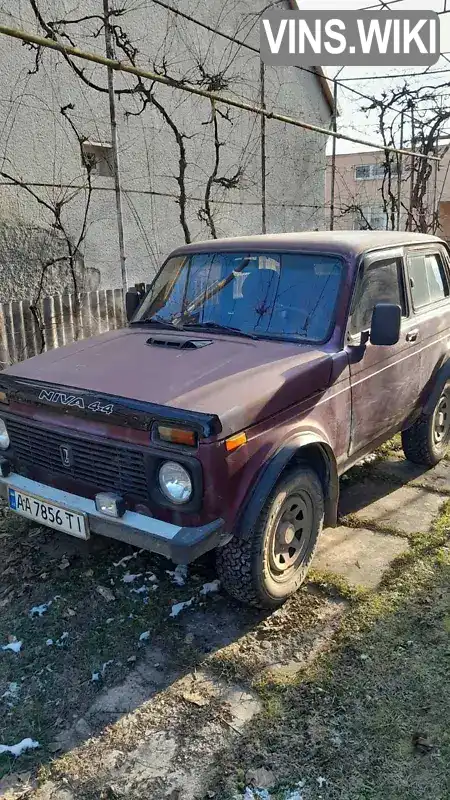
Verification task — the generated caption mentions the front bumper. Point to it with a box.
[0,473,226,564]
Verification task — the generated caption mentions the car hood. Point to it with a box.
[4,326,333,437]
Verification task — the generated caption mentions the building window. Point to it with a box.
[355,163,386,181]
[353,206,387,231]
[81,141,113,177]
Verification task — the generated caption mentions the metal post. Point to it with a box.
[407,103,415,231]
[329,79,338,231]
[103,0,128,299]
[260,60,266,234]
[432,131,439,233]
[396,111,404,230]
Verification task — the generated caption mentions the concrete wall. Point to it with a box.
[0,0,332,302]
[327,147,449,236]
[326,149,405,230]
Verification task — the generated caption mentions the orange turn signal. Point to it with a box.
[157,425,197,447]
[225,432,247,452]
[0,391,8,404]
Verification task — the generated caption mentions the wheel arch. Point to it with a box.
[423,356,450,416]
[233,433,339,541]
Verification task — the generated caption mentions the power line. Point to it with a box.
[341,68,450,81]
[362,1,450,11]
[0,22,439,162]
[359,0,412,9]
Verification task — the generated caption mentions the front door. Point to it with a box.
[346,248,421,456]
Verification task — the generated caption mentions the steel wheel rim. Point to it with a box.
[268,491,314,582]
[433,392,450,444]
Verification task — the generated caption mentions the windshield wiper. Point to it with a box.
[130,315,185,331]
[183,321,258,340]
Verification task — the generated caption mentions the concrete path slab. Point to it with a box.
[369,457,450,494]
[339,482,444,534]
[314,526,409,588]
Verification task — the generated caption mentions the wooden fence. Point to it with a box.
[0,289,125,369]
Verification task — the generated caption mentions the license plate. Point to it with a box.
[8,487,89,540]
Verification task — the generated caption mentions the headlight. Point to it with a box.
[158,461,192,504]
[0,419,9,450]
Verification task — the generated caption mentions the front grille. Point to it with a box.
[7,417,150,503]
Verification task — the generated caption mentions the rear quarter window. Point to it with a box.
[407,251,449,309]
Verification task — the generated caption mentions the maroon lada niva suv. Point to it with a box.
[1,231,450,607]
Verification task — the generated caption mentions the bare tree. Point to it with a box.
[362,82,450,233]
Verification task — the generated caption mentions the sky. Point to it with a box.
[295,0,450,153]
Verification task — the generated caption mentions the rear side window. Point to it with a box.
[349,257,406,335]
[407,251,449,309]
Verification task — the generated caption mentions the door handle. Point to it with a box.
[406,329,419,342]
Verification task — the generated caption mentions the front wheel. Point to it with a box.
[216,466,324,608]
[402,387,450,466]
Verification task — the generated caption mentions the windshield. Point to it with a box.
[133,251,343,342]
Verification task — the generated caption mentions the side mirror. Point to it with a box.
[125,288,140,322]
[370,303,401,346]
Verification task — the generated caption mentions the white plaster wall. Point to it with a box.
[0,0,331,300]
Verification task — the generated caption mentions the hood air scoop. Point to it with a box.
[146,334,213,350]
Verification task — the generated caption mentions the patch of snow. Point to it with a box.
[242,789,271,800]
[169,597,194,617]
[56,632,69,647]
[166,564,188,586]
[113,553,136,568]
[1,682,19,701]
[355,452,377,466]
[106,618,114,624]
[145,571,158,583]
[139,630,150,641]
[284,788,304,800]
[316,776,327,788]
[2,640,22,654]
[0,738,40,757]
[122,572,142,583]
[241,780,305,800]
[200,579,221,596]
[30,601,52,617]
[92,660,113,681]
[131,585,148,595]
[46,639,53,647]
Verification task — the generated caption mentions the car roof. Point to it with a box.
[172,230,445,259]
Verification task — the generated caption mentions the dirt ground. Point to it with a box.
[1,438,449,800]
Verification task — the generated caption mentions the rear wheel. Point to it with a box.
[216,466,324,608]
[402,387,450,466]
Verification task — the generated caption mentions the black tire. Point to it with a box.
[216,465,324,608]
[402,386,450,467]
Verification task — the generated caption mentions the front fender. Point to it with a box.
[233,432,339,540]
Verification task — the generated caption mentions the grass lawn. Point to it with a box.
[212,508,450,799]
[0,461,449,800]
